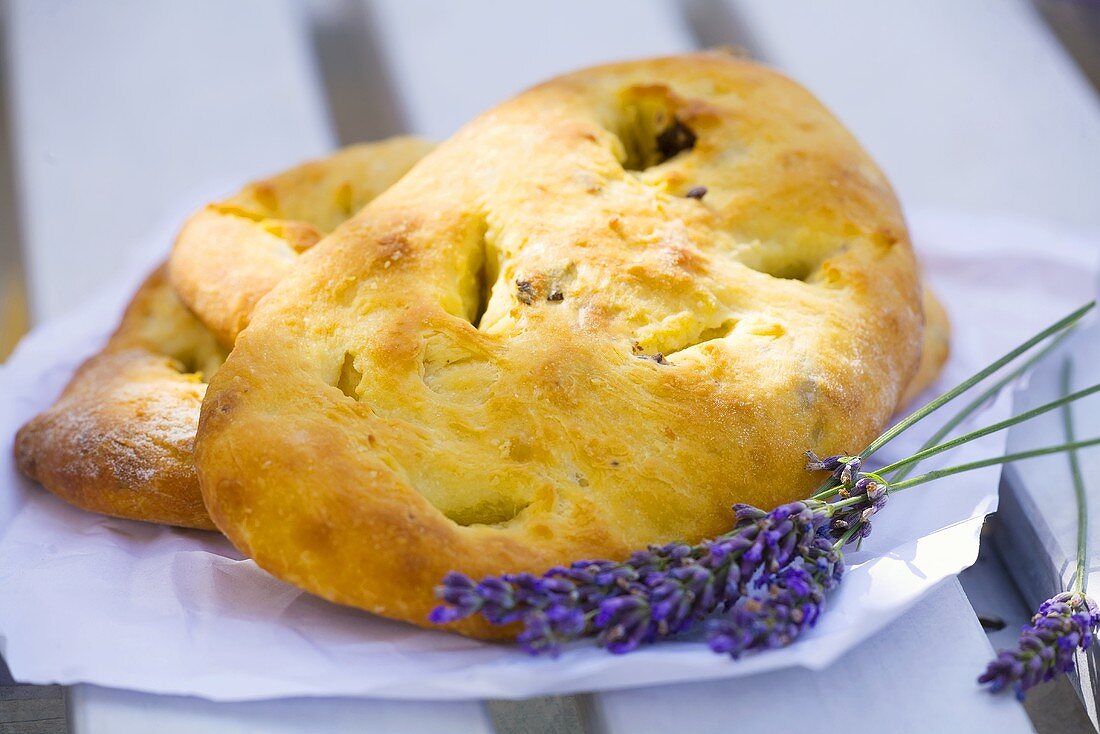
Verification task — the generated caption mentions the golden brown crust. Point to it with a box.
[15,268,225,530]
[16,138,435,529]
[195,54,927,638]
[169,137,435,345]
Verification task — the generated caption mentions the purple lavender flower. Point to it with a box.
[515,605,588,656]
[595,595,653,653]
[428,572,482,623]
[804,451,861,485]
[429,500,828,656]
[705,536,844,657]
[827,475,888,542]
[979,591,1100,699]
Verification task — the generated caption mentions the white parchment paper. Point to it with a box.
[0,210,1096,701]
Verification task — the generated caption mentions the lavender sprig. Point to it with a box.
[430,501,829,656]
[979,592,1100,699]
[813,301,1095,498]
[890,329,1076,483]
[980,359,1099,699]
[431,491,893,656]
[431,433,1100,656]
[432,435,1100,658]
[429,304,1099,660]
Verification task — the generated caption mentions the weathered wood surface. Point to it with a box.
[0,685,65,734]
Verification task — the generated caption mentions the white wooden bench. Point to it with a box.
[7,0,1097,730]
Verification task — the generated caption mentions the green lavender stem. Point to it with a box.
[891,329,1076,482]
[810,381,1100,502]
[887,438,1100,493]
[832,521,862,550]
[813,302,1095,496]
[1062,360,1089,595]
[861,302,1094,460]
[868,382,1100,481]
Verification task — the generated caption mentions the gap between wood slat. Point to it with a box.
[305,0,410,144]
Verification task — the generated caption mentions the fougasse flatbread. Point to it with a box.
[194,53,944,638]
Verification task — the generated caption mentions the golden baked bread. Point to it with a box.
[170,136,434,345]
[15,268,226,529]
[195,53,930,638]
[15,138,433,528]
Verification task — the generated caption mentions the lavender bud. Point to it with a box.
[980,591,1100,699]
[839,457,862,486]
[804,452,844,473]
[734,503,767,526]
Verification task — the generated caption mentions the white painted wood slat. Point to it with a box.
[588,581,1033,733]
[364,0,693,139]
[5,0,334,322]
[68,686,494,734]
